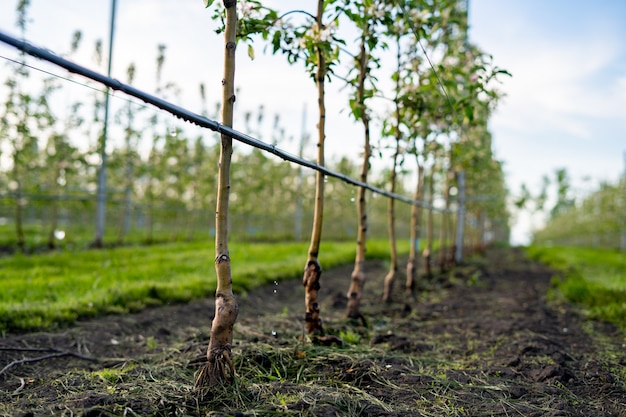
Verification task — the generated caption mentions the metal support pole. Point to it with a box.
[619,151,626,253]
[94,0,117,246]
[455,171,465,264]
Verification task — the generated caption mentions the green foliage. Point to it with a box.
[339,329,362,344]
[267,2,346,79]
[533,177,624,250]
[0,0,511,261]
[526,246,626,329]
[204,0,278,58]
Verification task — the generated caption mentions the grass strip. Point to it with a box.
[0,239,407,333]
[526,245,626,329]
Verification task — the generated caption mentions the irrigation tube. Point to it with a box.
[0,30,450,213]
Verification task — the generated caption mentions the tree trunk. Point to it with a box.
[438,170,451,273]
[47,196,59,250]
[382,139,399,303]
[423,167,434,279]
[46,163,60,250]
[303,0,327,336]
[118,112,134,244]
[448,209,457,267]
[347,22,370,323]
[406,163,424,298]
[118,179,132,244]
[146,187,154,243]
[347,155,368,321]
[382,38,402,303]
[477,210,487,254]
[195,0,238,389]
[13,162,25,251]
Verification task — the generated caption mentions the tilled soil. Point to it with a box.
[1,247,625,416]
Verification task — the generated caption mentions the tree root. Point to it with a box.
[0,346,97,377]
[194,349,235,390]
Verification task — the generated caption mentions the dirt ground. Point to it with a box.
[1,247,625,416]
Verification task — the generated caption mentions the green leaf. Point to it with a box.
[464,105,474,122]
[349,98,362,120]
[248,44,255,60]
[203,0,215,8]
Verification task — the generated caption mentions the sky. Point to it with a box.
[0,0,625,245]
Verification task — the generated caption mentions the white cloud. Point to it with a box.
[471,2,626,244]
[488,36,624,135]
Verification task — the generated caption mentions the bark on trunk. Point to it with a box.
[382,145,399,302]
[347,177,367,322]
[347,23,370,323]
[146,183,154,243]
[477,210,487,254]
[14,172,25,251]
[118,115,134,244]
[406,164,424,298]
[423,167,434,279]
[118,149,133,244]
[195,0,239,389]
[449,190,458,266]
[47,197,59,250]
[46,163,60,249]
[438,170,451,273]
[303,0,326,335]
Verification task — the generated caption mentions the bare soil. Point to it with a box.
[1,247,625,416]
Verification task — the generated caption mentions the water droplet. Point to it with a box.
[324,176,328,183]
[350,197,356,202]
[54,230,66,240]
[273,280,279,294]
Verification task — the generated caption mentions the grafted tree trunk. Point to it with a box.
[347,21,370,323]
[346,169,368,322]
[303,0,326,335]
[406,164,424,298]
[195,0,238,388]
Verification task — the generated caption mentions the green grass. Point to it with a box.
[526,245,626,329]
[0,239,408,333]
